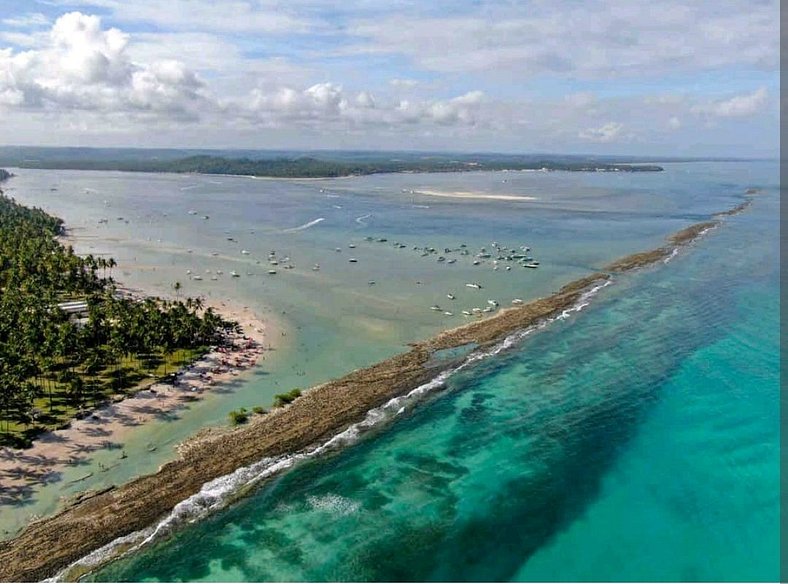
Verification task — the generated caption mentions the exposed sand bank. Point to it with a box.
[412,189,537,201]
[0,199,753,582]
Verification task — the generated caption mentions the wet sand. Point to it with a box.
[0,200,752,582]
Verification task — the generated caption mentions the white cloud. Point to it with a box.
[45,0,314,34]
[579,122,624,142]
[389,78,419,89]
[2,13,50,28]
[668,116,681,129]
[0,12,209,117]
[691,87,769,118]
[348,1,778,79]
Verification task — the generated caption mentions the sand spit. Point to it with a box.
[412,189,537,202]
[0,200,751,582]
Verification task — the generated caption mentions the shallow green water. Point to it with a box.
[88,169,779,581]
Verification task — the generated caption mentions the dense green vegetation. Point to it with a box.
[0,178,236,447]
[0,153,663,177]
[273,388,302,407]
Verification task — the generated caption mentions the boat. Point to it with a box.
[312,264,320,271]
[430,305,442,311]
[483,306,494,313]
[437,256,446,262]
[487,300,499,306]
[186,269,192,275]
[348,258,358,263]
[447,258,457,264]
[523,262,539,268]
[268,269,277,275]
[192,275,203,281]
[472,260,481,265]
[335,247,342,252]
[506,266,512,271]
[230,271,240,278]
[368,281,376,286]
[443,311,453,316]
[512,298,523,304]
[203,216,210,220]
[447,294,455,300]
[216,270,223,275]
[211,276,218,281]
[465,283,482,289]
[270,260,279,266]
[348,243,356,248]
[241,250,250,255]
[211,252,219,256]
[461,310,472,316]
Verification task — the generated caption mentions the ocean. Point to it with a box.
[1,161,779,580]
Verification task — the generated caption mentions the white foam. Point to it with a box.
[282,217,325,233]
[51,279,612,581]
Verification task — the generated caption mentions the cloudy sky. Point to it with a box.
[0,0,779,156]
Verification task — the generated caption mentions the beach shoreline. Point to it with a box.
[0,297,271,508]
[0,198,753,582]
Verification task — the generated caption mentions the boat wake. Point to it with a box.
[282,218,325,233]
[355,213,372,226]
[50,279,612,581]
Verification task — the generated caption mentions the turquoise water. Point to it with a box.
[88,170,779,581]
[3,161,764,534]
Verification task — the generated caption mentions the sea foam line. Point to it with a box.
[282,217,325,233]
[51,279,611,581]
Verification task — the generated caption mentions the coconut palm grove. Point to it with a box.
[0,171,234,447]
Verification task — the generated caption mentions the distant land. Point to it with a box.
[0,146,682,178]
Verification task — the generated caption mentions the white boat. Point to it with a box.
[512,298,524,304]
[487,300,499,306]
[216,270,223,275]
[465,283,482,289]
[447,294,455,300]
[230,271,240,278]
[268,269,277,275]
[348,258,358,263]
[312,264,320,271]
[430,305,442,311]
[483,306,494,313]
[461,310,472,316]
[192,275,203,281]
[523,262,539,268]
[186,269,192,275]
[348,243,356,248]
[241,250,250,255]
[443,311,453,316]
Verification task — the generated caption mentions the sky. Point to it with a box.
[0,0,780,156]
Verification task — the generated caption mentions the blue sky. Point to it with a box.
[0,0,779,156]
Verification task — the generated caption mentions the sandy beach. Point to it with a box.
[0,299,271,506]
[412,189,537,201]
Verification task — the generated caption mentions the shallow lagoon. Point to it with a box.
[0,161,776,571]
